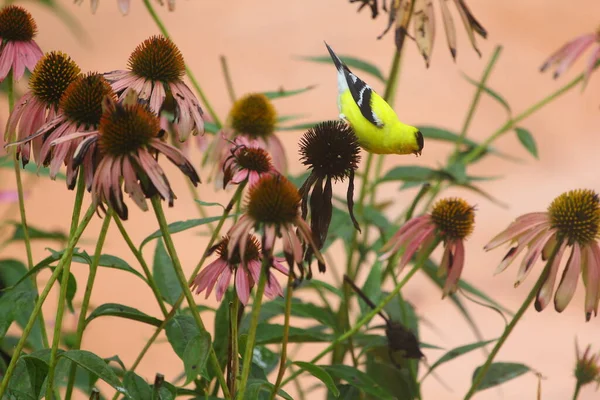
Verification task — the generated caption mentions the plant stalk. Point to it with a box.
[269,273,295,400]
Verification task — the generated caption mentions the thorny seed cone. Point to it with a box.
[548,189,600,245]
[247,174,300,225]
[29,52,80,107]
[431,198,475,240]
[128,35,185,83]
[229,93,277,139]
[0,6,37,42]
[60,73,115,127]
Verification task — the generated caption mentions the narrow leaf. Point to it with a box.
[293,361,339,396]
[462,73,512,117]
[183,332,211,384]
[140,216,229,249]
[123,371,152,399]
[473,362,531,392]
[515,127,538,158]
[59,350,127,394]
[424,339,497,378]
[165,315,201,360]
[261,85,316,99]
[322,365,395,399]
[9,223,67,242]
[85,303,162,328]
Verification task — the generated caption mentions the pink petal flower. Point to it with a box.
[535,241,567,311]
[235,268,251,305]
[554,243,582,312]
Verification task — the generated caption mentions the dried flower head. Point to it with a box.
[380,197,476,297]
[299,121,361,259]
[191,235,288,305]
[105,35,204,142]
[486,189,600,321]
[222,136,277,188]
[0,5,43,81]
[575,341,600,389]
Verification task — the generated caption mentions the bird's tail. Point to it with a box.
[324,41,345,72]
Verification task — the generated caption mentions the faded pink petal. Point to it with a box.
[515,229,557,287]
[443,239,465,297]
[535,241,567,311]
[379,215,432,259]
[554,243,582,312]
[0,190,19,203]
[583,244,600,319]
[494,225,553,275]
[398,226,436,272]
[235,268,251,305]
[215,266,233,302]
[484,212,550,251]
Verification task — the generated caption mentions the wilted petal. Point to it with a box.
[535,241,566,311]
[484,212,549,251]
[443,239,465,297]
[515,229,556,287]
[235,268,251,305]
[583,244,600,320]
[413,0,435,67]
[554,243,582,313]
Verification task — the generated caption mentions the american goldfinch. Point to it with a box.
[325,42,423,156]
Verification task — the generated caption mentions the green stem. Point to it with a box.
[282,238,440,388]
[453,46,502,158]
[220,55,237,104]
[572,382,582,400]
[187,178,215,233]
[0,205,95,397]
[150,197,230,399]
[46,174,87,399]
[6,70,50,349]
[269,273,295,400]
[142,0,222,128]
[229,297,240,396]
[464,242,562,399]
[64,212,113,400]
[121,184,246,384]
[236,256,270,400]
[114,217,169,317]
[463,72,586,164]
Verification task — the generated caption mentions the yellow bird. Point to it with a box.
[325,42,423,156]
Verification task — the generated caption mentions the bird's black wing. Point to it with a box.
[343,69,384,128]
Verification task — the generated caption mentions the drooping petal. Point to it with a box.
[514,229,557,287]
[379,215,432,259]
[443,239,465,297]
[192,259,228,296]
[493,225,554,275]
[235,268,251,306]
[439,0,457,59]
[583,243,600,320]
[413,0,435,67]
[554,243,582,313]
[215,266,233,302]
[535,241,567,311]
[397,225,436,272]
[484,212,550,251]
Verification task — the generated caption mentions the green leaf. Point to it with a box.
[165,315,201,359]
[425,339,497,378]
[245,379,293,400]
[23,355,48,398]
[59,350,127,394]
[293,361,339,396]
[252,346,280,375]
[85,303,162,328]
[79,252,147,283]
[322,365,395,399]
[194,200,225,209]
[473,362,531,392]
[262,85,316,99]
[379,166,442,183]
[9,223,67,242]
[297,279,343,298]
[204,121,219,134]
[515,127,538,158]
[153,239,182,306]
[140,216,229,249]
[462,73,512,116]
[123,371,152,399]
[183,332,211,384]
[0,259,45,350]
[300,55,386,82]
[0,157,66,180]
[7,358,36,399]
[256,298,336,327]
[212,289,233,368]
[330,385,360,400]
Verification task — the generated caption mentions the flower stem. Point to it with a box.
[114,217,169,316]
[5,71,50,349]
[282,238,440,389]
[142,0,222,128]
[64,212,113,400]
[45,173,87,399]
[150,196,231,399]
[269,273,295,400]
[463,71,586,164]
[220,55,237,104]
[236,256,270,400]
[453,46,502,158]
[0,204,95,398]
[464,243,562,399]
[229,297,240,395]
[572,382,582,400]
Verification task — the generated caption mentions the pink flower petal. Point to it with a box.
[554,243,582,313]
[535,241,566,311]
[514,229,556,287]
[235,268,251,306]
[484,212,550,251]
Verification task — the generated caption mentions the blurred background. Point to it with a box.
[1,0,600,398]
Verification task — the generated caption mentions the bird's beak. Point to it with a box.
[414,130,424,156]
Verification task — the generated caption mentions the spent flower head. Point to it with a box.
[540,27,600,87]
[364,0,486,67]
[380,197,475,297]
[5,51,81,165]
[104,35,204,142]
[575,341,600,389]
[228,174,325,280]
[222,136,277,188]
[0,5,43,81]
[299,121,361,255]
[486,189,600,321]
[191,235,288,305]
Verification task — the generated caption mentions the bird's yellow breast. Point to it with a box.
[339,89,419,155]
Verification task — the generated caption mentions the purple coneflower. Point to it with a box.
[10,73,115,189]
[299,121,361,253]
[380,198,476,298]
[0,5,43,82]
[104,36,203,142]
[191,235,288,305]
[5,52,80,165]
[222,136,277,188]
[486,189,600,321]
[54,91,200,220]
[215,93,287,174]
[227,174,325,280]
[541,28,600,86]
